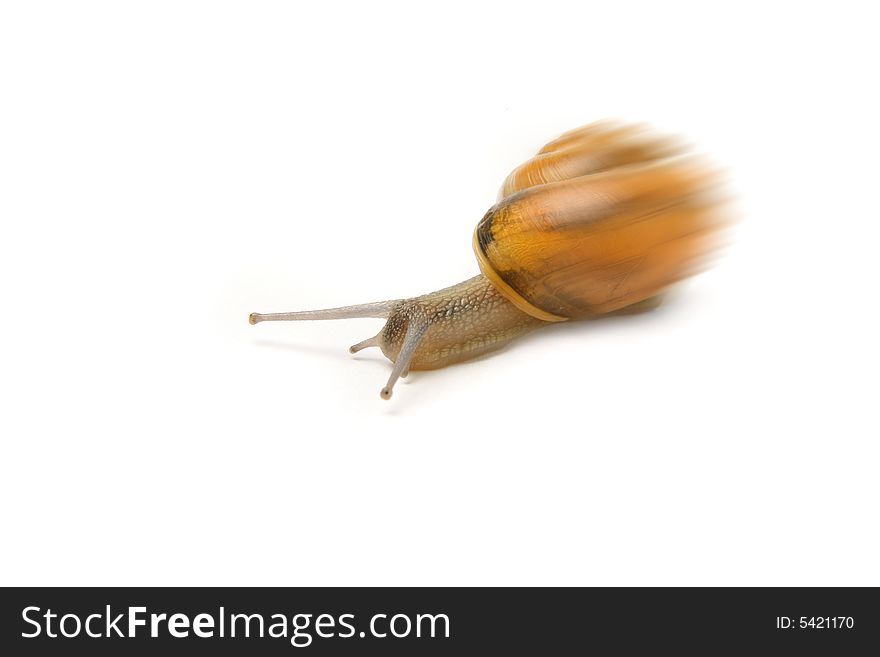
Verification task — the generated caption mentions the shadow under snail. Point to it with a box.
[250,121,728,399]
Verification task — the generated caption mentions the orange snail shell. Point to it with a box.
[474,121,726,321]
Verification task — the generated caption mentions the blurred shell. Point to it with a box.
[475,121,727,321]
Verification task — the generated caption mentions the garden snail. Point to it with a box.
[250,121,727,399]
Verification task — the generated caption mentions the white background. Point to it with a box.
[2,1,878,586]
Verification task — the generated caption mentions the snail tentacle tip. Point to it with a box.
[350,334,380,354]
[380,387,392,400]
[249,312,260,325]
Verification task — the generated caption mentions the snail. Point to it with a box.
[250,121,727,399]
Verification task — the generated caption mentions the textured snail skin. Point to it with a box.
[374,274,663,372]
[375,275,543,371]
[250,120,727,398]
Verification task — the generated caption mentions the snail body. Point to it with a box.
[250,121,726,399]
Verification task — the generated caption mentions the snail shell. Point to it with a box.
[475,122,724,321]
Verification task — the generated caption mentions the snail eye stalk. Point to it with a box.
[249,300,396,324]
[379,320,428,400]
[249,298,429,400]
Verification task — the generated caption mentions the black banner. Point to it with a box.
[1,587,877,654]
